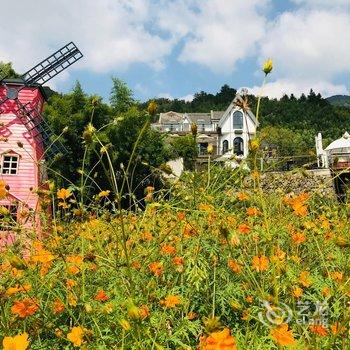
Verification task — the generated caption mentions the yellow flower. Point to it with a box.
[98,190,110,198]
[299,271,312,287]
[252,255,269,272]
[292,286,303,298]
[207,144,214,155]
[160,295,181,308]
[270,324,295,346]
[57,188,72,201]
[199,328,237,350]
[67,326,84,347]
[262,58,273,75]
[119,319,131,331]
[3,332,29,350]
[0,180,8,199]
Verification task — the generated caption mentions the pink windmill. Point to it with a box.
[0,42,83,241]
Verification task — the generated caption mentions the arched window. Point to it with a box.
[232,111,243,129]
[222,140,229,154]
[233,137,244,156]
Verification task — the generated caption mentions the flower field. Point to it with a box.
[1,167,350,350]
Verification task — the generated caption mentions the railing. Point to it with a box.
[258,155,318,172]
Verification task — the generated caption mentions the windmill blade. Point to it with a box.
[15,99,68,159]
[21,42,83,86]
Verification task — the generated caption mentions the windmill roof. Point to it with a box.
[2,79,50,100]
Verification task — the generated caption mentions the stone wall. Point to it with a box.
[244,169,336,199]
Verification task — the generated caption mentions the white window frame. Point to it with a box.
[1,154,19,175]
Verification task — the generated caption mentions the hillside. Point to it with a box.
[326,95,350,107]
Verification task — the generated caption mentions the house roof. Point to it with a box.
[218,94,258,128]
[185,113,211,124]
[325,132,350,152]
[157,94,257,127]
[158,110,225,125]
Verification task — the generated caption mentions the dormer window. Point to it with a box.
[232,111,243,129]
[1,154,19,175]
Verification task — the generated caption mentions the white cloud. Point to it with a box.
[180,94,194,102]
[261,10,350,80]
[158,0,269,73]
[157,93,194,101]
[157,93,174,100]
[243,79,349,99]
[0,0,173,78]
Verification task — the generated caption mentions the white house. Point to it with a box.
[153,94,258,165]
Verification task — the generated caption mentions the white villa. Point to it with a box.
[152,94,258,165]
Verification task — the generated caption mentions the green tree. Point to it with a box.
[170,135,198,170]
[0,62,20,79]
[110,77,135,114]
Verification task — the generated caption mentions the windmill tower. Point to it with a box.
[0,42,83,234]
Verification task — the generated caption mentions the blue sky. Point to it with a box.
[1,0,350,102]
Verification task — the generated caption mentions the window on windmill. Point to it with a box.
[232,111,243,129]
[1,155,19,175]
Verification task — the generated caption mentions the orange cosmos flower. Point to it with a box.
[5,284,31,297]
[11,298,39,318]
[292,286,303,298]
[246,207,260,216]
[2,332,29,350]
[66,279,77,289]
[228,259,242,274]
[238,223,251,234]
[57,188,72,201]
[131,261,141,269]
[292,232,306,245]
[66,255,84,265]
[237,192,249,201]
[309,325,328,336]
[330,271,343,282]
[140,231,153,242]
[199,328,237,350]
[148,261,164,276]
[53,299,65,314]
[270,324,295,346]
[161,244,176,255]
[198,203,214,212]
[330,322,346,335]
[245,295,253,303]
[177,211,185,221]
[321,287,331,297]
[187,311,198,320]
[299,271,312,287]
[252,255,269,272]
[172,256,184,266]
[139,305,150,319]
[183,223,197,237]
[160,295,181,308]
[94,290,109,302]
[67,326,84,347]
[67,265,80,275]
[98,190,110,198]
